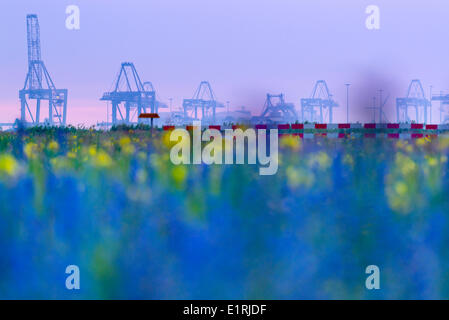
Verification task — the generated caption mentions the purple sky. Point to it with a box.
[1,0,449,125]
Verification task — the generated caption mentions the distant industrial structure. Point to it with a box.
[431,92,449,124]
[182,81,224,124]
[19,14,68,126]
[396,80,431,124]
[301,80,338,123]
[365,90,389,123]
[100,62,167,126]
[215,106,252,124]
[253,94,297,124]
[6,15,449,129]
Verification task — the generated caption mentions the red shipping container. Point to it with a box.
[291,124,304,130]
[387,124,400,129]
[411,123,424,129]
[278,124,290,130]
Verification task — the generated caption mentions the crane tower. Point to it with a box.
[431,92,449,124]
[182,81,224,124]
[19,14,68,126]
[301,80,338,123]
[258,93,297,123]
[101,62,166,126]
[396,80,430,123]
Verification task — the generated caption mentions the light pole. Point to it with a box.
[169,98,173,113]
[429,85,433,124]
[379,89,383,123]
[345,84,350,123]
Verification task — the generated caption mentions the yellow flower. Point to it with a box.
[286,166,314,188]
[122,144,135,155]
[24,142,38,159]
[394,181,408,196]
[426,156,438,167]
[438,136,449,150]
[308,152,331,169]
[0,154,18,176]
[396,140,406,149]
[119,136,131,147]
[172,165,187,186]
[67,151,77,159]
[119,136,135,154]
[405,145,413,153]
[88,146,97,156]
[102,140,113,149]
[280,135,301,152]
[162,132,173,148]
[48,140,59,152]
[386,179,413,214]
[395,153,417,176]
[93,150,113,168]
[415,138,427,147]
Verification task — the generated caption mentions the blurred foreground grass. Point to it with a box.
[1,127,449,299]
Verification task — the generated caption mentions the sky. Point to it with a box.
[1,0,449,125]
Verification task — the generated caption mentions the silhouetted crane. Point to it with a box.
[301,80,338,123]
[396,80,430,123]
[19,14,68,126]
[182,81,224,123]
[101,62,166,125]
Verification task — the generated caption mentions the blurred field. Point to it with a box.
[1,126,449,299]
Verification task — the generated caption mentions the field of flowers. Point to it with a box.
[1,126,449,299]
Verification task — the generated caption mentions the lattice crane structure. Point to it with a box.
[300,80,338,123]
[396,80,430,123]
[19,14,68,126]
[182,81,224,124]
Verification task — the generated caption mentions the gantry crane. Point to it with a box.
[143,81,168,112]
[301,80,338,123]
[182,81,224,123]
[19,14,68,126]
[432,92,449,124]
[396,80,431,123]
[101,62,166,125]
[257,94,297,123]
